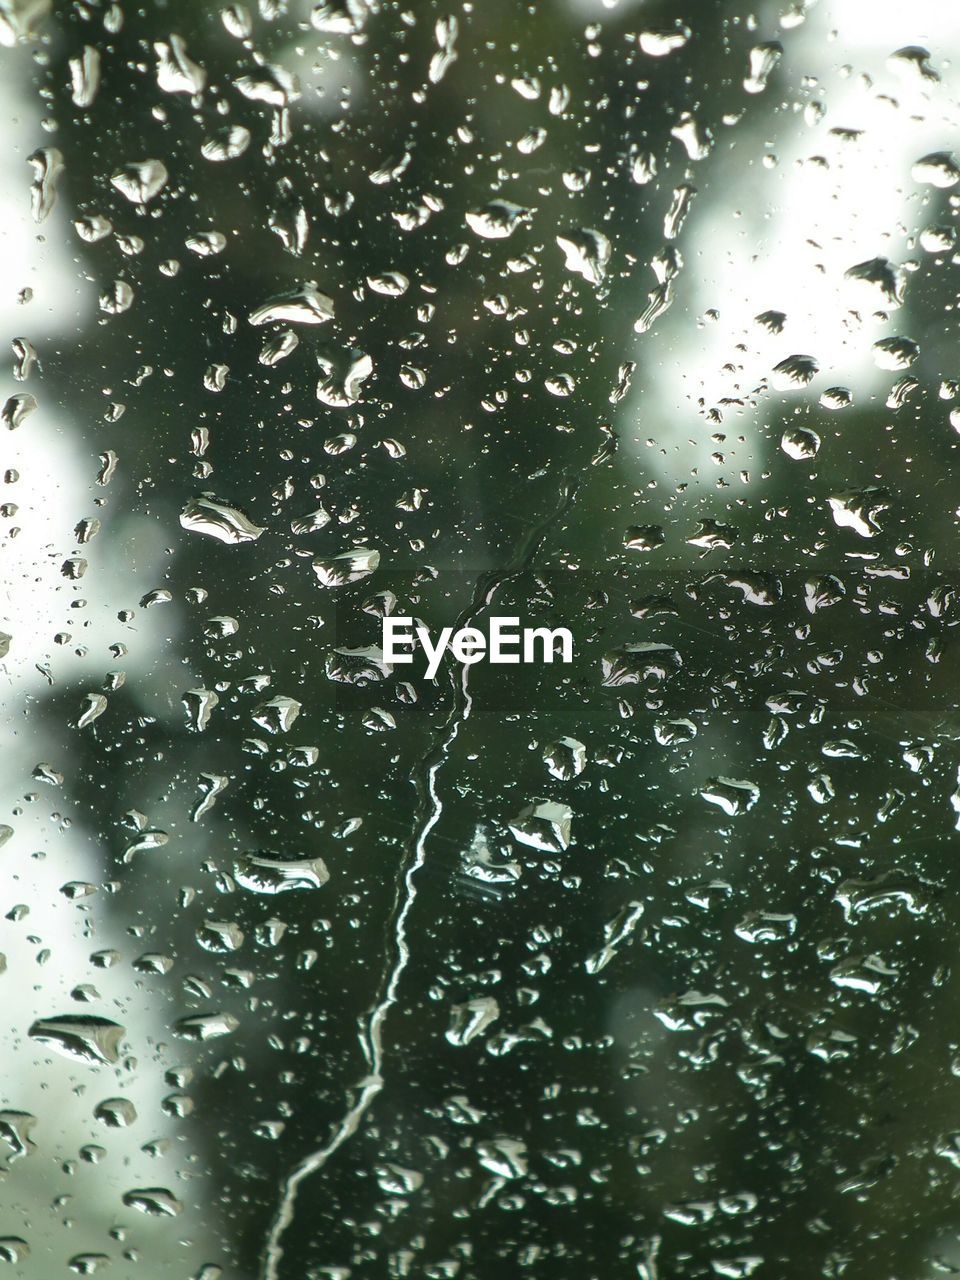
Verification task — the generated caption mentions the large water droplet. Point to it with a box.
[233,853,330,894]
[180,495,265,544]
[28,1015,125,1066]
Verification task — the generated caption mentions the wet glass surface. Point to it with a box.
[3,1,960,1276]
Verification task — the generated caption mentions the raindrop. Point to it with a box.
[543,736,586,780]
[173,1012,239,1042]
[556,229,610,285]
[744,41,783,94]
[201,125,251,162]
[248,284,334,326]
[27,147,63,222]
[466,200,529,239]
[781,425,820,459]
[28,1015,125,1066]
[446,997,499,1046]
[110,159,169,205]
[508,800,572,852]
[827,487,889,538]
[69,46,100,107]
[601,642,680,686]
[638,26,690,57]
[252,694,301,734]
[701,777,760,816]
[843,256,905,308]
[155,34,206,95]
[872,336,918,370]
[771,353,819,390]
[624,524,665,552]
[93,1097,137,1128]
[312,547,380,586]
[233,853,330,894]
[2,392,37,430]
[180,495,265,544]
[820,386,852,410]
[912,151,960,188]
[122,1187,184,1216]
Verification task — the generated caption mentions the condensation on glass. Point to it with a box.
[1,0,959,1277]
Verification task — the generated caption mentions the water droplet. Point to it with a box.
[191,772,229,822]
[624,525,665,551]
[367,270,409,297]
[174,688,216,739]
[508,800,572,852]
[664,1201,716,1226]
[744,41,783,93]
[186,230,227,256]
[122,1187,184,1216]
[0,1239,30,1264]
[629,147,657,185]
[155,34,206,95]
[781,426,820,459]
[197,920,244,952]
[601,642,681,686]
[872,336,918,370]
[28,1015,125,1066]
[77,693,108,729]
[671,113,712,161]
[110,159,169,205]
[830,953,896,994]
[248,283,334,326]
[664,183,696,240]
[476,1137,527,1179]
[69,45,100,107]
[201,124,251,162]
[312,547,380,586]
[835,871,929,922]
[2,392,37,430]
[428,14,458,84]
[734,911,796,943]
[252,694,301,734]
[912,151,959,188]
[0,1110,36,1161]
[688,519,739,551]
[545,373,575,397]
[173,1012,239,1042]
[316,351,373,406]
[466,200,529,239]
[638,26,690,56]
[233,853,330,894]
[585,902,644,973]
[888,44,938,82]
[844,256,905,309]
[771,353,819,390]
[375,1163,424,1195]
[804,574,845,612]
[180,495,265,544]
[827,487,888,537]
[27,147,63,222]
[701,777,760,816]
[654,718,697,745]
[93,1097,137,1128]
[235,63,299,109]
[543,737,586,780]
[69,1254,111,1275]
[556,229,610,285]
[755,309,786,334]
[820,386,852,410]
[325,645,392,685]
[75,213,112,242]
